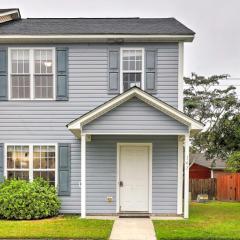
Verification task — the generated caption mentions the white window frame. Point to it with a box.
[4,143,58,187]
[120,48,145,93]
[8,47,56,100]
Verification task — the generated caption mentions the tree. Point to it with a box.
[205,114,240,159]
[226,151,240,173]
[184,73,240,159]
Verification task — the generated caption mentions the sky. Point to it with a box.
[1,0,240,80]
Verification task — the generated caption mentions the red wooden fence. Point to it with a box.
[217,174,240,201]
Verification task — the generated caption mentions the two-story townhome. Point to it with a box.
[0,8,203,218]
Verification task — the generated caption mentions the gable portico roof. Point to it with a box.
[67,87,204,138]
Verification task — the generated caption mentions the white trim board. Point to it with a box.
[0,35,194,43]
[177,137,184,215]
[116,143,152,213]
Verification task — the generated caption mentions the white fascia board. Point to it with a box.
[0,34,194,43]
[67,88,203,132]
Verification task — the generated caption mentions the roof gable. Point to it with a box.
[83,97,189,134]
[190,153,226,169]
[67,87,203,138]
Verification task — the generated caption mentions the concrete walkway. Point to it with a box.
[110,218,156,240]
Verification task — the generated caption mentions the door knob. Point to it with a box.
[119,181,123,187]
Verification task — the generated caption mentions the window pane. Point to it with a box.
[34,49,53,74]
[129,60,135,70]
[41,157,47,169]
[34,50,41,74]
[34,75,53,99]
[11,50,18,74]
[136,61,142,70]
[7,145,29,170]
[33,171,55,186]
[7,171,29,180]
[33,145,55,170]
[11,75,30,99]
[11,49,29,74]
[123,73,142,91]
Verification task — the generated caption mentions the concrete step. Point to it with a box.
[119,212,150,218]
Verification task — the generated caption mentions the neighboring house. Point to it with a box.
[0,8,20,23]
[190,153,226,179]
[0,9,203,219]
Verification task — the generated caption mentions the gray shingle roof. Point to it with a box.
[190,153,226,169]
[0,17,195,35]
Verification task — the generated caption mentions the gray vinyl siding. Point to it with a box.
[84,97,188,134]
[0,42,180,213]
[86,135,178,214]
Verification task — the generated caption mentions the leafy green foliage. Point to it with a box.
[204,114,240,159]
[184,73,240,159]
[0,178,61,220]
[226,151,240,173]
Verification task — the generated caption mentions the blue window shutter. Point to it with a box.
[58,143,71,196]
[0,48,8,101]
[145,49,157,92]
[56,47,68,101]
[0,143,4,182]
[108,49,120,93]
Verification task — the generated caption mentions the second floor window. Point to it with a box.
[9,48,55,100]
[121,48,144,92]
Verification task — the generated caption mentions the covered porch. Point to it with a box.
[67,87,203,218]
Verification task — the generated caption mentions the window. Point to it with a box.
[121,48,144,92]
[9,48,55,100]
[6,144,57,186]
[33,145,56,185]
[34,50,54,99]
[10,50,30,99]
[7,145,29,180]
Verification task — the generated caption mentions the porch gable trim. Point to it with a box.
[67,87,203,136]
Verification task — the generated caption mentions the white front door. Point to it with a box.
[119,145,150,212]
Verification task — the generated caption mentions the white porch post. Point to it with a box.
[81,133,86,218]
[177,136,184,215]
[184,133,190,218]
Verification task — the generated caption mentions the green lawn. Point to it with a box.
[0,215,113,239]
[153,201,240,240]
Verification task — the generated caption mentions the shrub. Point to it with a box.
[0,178,61,220]
[226,151,240,173]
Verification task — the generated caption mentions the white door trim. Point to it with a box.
[116,143,152,213]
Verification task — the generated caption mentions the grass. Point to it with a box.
[0,215,114,239]
[153,201,240,240]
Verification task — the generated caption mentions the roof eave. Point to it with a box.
[0,34,195,43]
